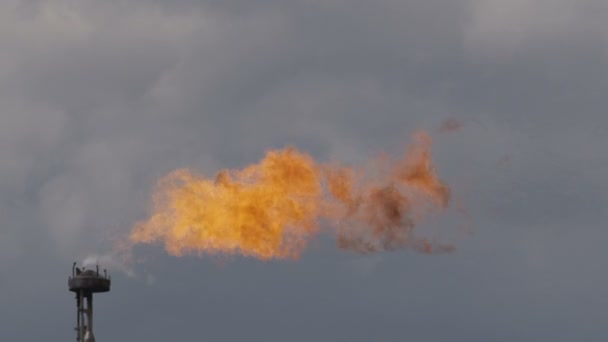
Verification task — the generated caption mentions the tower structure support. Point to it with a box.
[69,263,111,342]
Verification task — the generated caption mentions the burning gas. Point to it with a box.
[129,131,452,260]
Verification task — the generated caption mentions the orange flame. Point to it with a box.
[129,132,452,260]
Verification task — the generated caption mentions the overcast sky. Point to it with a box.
[1,0,607,341]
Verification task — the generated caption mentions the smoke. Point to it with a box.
[82,252,136,278]
[128,131,454,260]
[438,118,463,133]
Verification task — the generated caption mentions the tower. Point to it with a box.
[68,263,111,342]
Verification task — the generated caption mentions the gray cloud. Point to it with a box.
[1,0,607,340]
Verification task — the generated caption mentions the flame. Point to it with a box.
[129,131,452,260]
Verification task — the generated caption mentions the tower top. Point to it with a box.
[70,262,111,341]
[69,262,111,293]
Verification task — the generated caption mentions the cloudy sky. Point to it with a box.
[1,0,607,340]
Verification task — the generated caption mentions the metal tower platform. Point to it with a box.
[69,263,111,342]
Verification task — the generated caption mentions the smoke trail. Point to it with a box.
[438,118,463,133]
[83,252,135,278]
